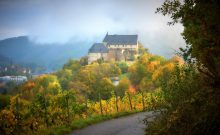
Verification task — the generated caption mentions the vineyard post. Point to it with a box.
[15,96,20,135]
[66,92,70,125]
[99,92,103,115]
[127,92,133,110]
[114,90,119,113]
[141,91,145,110]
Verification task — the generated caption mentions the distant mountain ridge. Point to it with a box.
[0,36,90,71]
[0,54,12,66]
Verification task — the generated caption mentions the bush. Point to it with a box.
[116,62,128,74]
[0,109,16,135]
[0,94,10,110]
[146,65,220,135]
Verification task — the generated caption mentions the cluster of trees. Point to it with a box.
[146,0,220,135]
[0,48,183,134]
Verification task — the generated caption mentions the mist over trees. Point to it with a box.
[0,45,183,134]
[0,0,219,135]
[0,36,89,72]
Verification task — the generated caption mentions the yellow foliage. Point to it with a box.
[0,109,16,135]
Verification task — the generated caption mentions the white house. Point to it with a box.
[0,76,27,84]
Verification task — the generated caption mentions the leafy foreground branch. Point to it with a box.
[146,0,220,134]
[146,65,220,135]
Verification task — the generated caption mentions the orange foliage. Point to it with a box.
[128,85,136,94]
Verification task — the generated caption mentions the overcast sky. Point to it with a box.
[0,0,185,57]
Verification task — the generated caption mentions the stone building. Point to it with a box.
[88,33,138,64]
[88,43,109,64]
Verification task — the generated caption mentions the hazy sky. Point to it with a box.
[0,0,185,57]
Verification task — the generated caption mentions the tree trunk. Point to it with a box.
[43,94,48,127]
[141,91,145,111]
[85,94,88,114]
[66,95,70,125]
[128,92,133,110]
[115,91,119,113]
[15,97,20,135]
[99,92,103,115]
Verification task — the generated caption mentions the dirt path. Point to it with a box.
[69,111,156,135]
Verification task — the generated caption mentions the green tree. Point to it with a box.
[116,62,128,74]
[55,69,73,90]
[156,0,220,86]
[138,42,149,55]
[146,1,220,135]
[69,81,90,110]
[0,94,10,110]
[116,77,130,98]
[138,77,154,110]
[60,90,76,124]
[116,77,132,110]
[63,59,81,75]
[96,77,114,115]
[79,56,88,66]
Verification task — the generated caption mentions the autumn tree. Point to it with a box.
[55,69,72,90]
[69,81,90,109]
[63,59,81,75]
[115,62,128,74]
[116,77,130,98]
[79,56,88,66]
[138,77,154,110]
[31,75,61,126]
[138,42,149,55]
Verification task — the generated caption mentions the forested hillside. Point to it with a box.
[1,1,219,135]
[0,48,183,134]
[0,36,89,71]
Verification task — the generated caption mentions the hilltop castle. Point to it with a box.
[88,33,139,64]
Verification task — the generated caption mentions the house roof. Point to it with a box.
[103,34,138,45]
[89,43,108,53]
